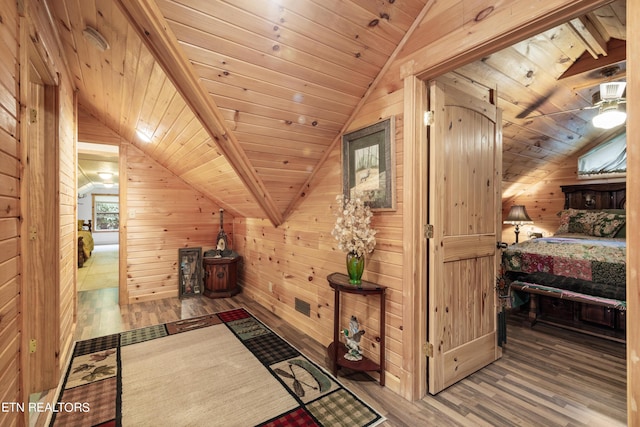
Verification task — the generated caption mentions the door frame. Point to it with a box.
[401,0,614,400]
[20,29,61,394]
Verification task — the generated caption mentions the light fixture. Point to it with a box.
[592,101,627,129]
[103,181,114,188]
[82,26,110,51]
[504,205,533,243]
[136,130,152,143]
[98,172,112,180]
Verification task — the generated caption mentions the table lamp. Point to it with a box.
[503,205,533,243]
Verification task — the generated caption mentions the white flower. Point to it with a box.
[331,194,377,257]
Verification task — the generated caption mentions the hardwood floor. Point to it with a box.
[72,289,626,427]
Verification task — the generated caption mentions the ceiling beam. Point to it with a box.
[282,0,438,219]
[559,38,626,80]
[568,16,608,59]
[114,0,283,226]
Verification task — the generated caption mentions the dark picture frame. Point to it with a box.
[178,247,203,298]
[342,117,396,210]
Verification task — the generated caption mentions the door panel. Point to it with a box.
[428,77,502,394]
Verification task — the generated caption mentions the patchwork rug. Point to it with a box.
[50,308,385,426]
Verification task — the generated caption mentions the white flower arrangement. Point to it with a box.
[331,194,377,258]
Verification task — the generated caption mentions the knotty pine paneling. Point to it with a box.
[19,0,79,403]
[235,113,406,393]
[125,143,232,303]
[78,108,121,144]
[0,0,21,424]
[57,77,77,370]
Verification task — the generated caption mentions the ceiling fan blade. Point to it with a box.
[515,88,557,119]
[524,105,598,119]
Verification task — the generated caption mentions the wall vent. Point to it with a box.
[295,298,311,317]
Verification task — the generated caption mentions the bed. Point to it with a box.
[502,183,626,341]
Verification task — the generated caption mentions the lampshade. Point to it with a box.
[504,205,533,225]
[592,103,627,129]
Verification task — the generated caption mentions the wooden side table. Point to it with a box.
[202,256,241,298]
[327,272,386,386]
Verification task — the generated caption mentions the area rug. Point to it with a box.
[50,308,385,426]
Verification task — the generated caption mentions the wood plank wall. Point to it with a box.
[125,142,232,303]
[0,0,22,424]
[235,108,405,393]
[22,0,78,408]
[235,0,619,401]
[77,115,235,304]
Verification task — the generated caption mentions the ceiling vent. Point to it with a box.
[83,26,110,51]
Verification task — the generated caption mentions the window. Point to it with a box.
[94,195,119,231]
[578,133,626,179]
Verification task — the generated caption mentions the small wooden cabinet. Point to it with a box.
[202,256,241,298]
[327,272,386,386]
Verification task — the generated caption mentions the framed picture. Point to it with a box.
[342,117,396,210]
[178,247,202,298]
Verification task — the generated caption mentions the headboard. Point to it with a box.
[561,183,626,210]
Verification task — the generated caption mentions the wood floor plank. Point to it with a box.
[67,288,626,427]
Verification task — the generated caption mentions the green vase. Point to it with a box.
[346,252,365,285]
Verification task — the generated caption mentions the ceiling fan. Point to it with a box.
[525,81,627,129]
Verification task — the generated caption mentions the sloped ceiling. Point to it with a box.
[53,0,626,225]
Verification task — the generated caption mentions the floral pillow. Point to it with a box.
[591,213,626,238]
[566,210,605,234]
[555,209,579,234]
[556,209,626,238]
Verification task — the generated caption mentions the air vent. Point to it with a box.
[295,298,311,317]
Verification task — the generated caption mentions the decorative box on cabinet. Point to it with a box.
[326,272,386,386]
[203,256,241,298]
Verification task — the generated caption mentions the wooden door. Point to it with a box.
[427,77,502,394]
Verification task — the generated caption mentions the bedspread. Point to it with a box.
[502,234,626,299]
[78,230,94,259]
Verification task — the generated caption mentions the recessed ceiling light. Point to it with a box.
[136,130,152,143]
[98,172,113,180]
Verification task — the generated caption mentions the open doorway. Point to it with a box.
[77,142,120,291]
[403,0,627,399]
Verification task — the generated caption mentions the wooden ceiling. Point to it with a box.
[52,0,626,225]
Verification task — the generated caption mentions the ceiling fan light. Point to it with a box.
[592,106,627,129]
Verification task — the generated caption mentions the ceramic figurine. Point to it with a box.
[343,315,365,361]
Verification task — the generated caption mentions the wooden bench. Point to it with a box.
[510,281,626,342]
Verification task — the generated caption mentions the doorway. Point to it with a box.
[77,142,120,292]
[402,0,627,399]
